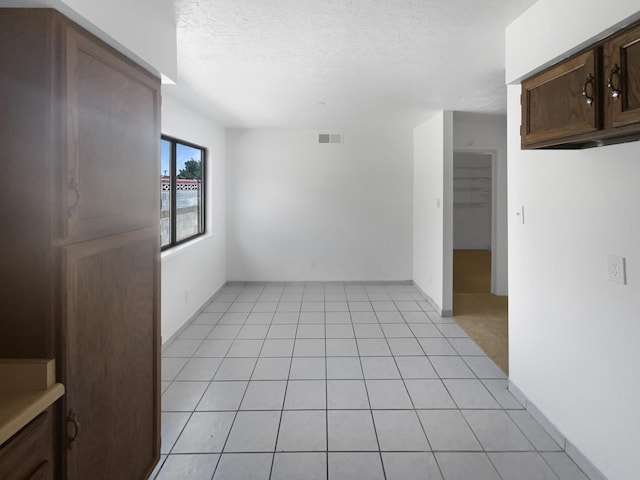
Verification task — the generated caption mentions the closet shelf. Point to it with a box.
[454,202,490,208]
[454,187,491,192]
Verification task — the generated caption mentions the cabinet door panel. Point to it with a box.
[65,27,160,241]
[63,228,160,480]
[522,49,600,147]
[604,23,640,128]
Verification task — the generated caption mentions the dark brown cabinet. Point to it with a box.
[522,19,640,148]
[604,22,640,129]
[521,48,601,147]
[0,8,160,479]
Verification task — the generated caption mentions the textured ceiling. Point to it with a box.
[166,0,537,128]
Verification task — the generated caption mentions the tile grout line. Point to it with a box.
[210,284,268,479]
[414,305,504,478]
[377,305,447,480]
[352,299,388,480]
[324,289,330,480]
[162,295,238,479]
[162,300,236,467]
[206,291,248,480]
[267,290,302,480]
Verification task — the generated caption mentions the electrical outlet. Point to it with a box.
[607,255,626,285]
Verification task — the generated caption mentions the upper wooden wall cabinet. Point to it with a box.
[522,19,640,149]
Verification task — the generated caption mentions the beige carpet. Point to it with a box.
[452,250,509,375]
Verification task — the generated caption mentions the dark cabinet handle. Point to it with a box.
[582,73,595,106]
[67,178,80,218]
[607,63,622,100]
[67,410,80,450]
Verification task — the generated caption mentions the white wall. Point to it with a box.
[507,3,640,479]
[413,112,454,314]
[4,0,177,80]
[506,0,640,82]
[161,92,226,342]
[226,129,413,281]
[453,113,508,295]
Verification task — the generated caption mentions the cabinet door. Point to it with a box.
[64,25,160,241]
[603,22,640,128]
[62,227,160,480]
[521,49,601,148]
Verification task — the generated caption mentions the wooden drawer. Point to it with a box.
[0,409,54,480]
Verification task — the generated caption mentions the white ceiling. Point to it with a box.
[166,0,537,128]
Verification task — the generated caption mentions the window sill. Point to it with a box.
[161,232,217,259]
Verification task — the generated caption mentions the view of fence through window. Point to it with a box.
[161,137,205,248]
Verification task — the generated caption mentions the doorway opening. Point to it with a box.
[452,151,508,374]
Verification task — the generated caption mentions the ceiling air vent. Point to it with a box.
[318,133,342,144]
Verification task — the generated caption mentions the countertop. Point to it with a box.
[0,359,65,446]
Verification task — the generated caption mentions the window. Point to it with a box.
[161,135,206,249]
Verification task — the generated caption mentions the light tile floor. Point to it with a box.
[152,282,591,480]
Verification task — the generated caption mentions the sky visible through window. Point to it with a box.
[161,139,170,177]
[161,140,202,177]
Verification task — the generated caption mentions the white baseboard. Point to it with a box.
[161,285,225,350]
[227,280,414,285]
[412,282,452,317]
[163,280,416,349]
[508,380,608,480]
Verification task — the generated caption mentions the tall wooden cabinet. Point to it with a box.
[0,9,160,479]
